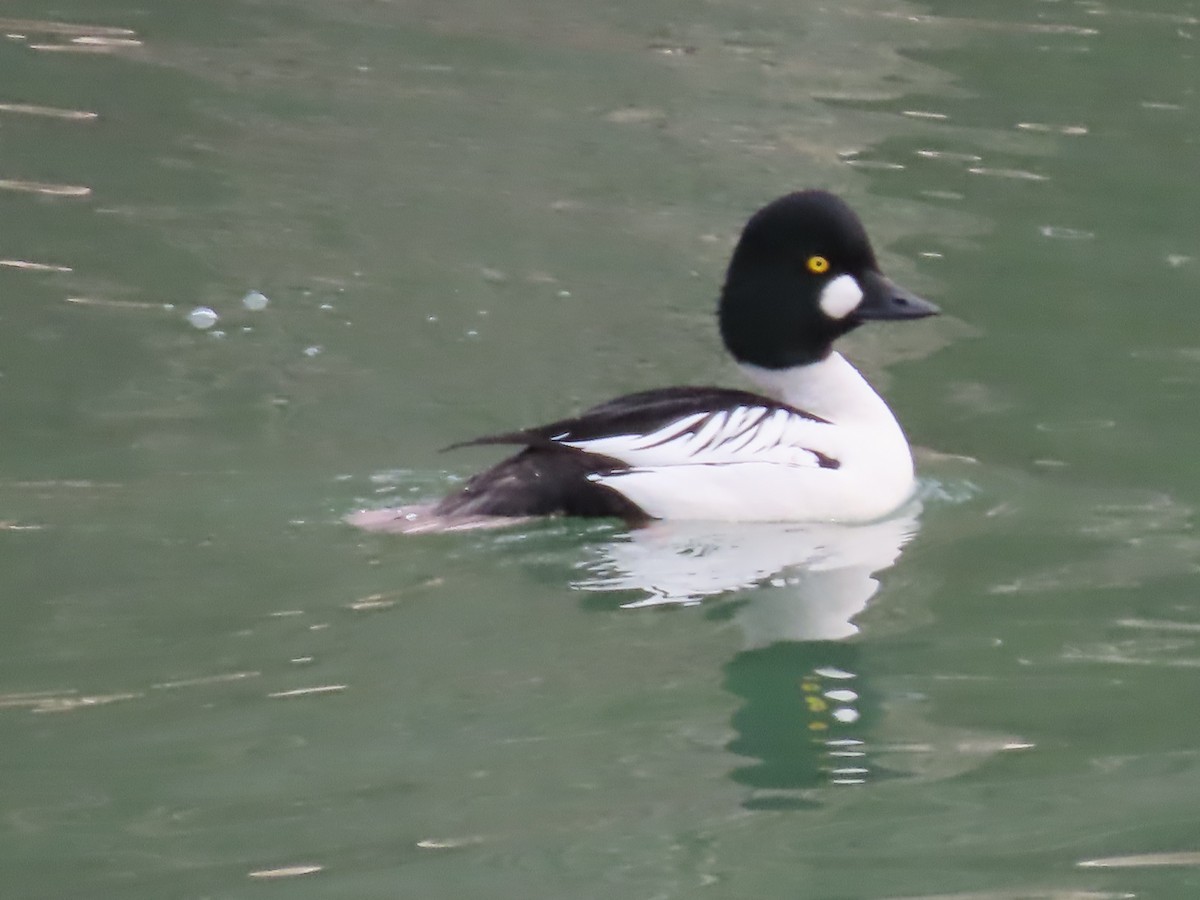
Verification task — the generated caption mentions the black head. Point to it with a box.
[717,190,939,369]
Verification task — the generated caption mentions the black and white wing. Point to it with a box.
[448,386,838,471]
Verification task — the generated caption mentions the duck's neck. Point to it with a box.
[739,352,900,429]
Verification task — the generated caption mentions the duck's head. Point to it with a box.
[718,190,939,369]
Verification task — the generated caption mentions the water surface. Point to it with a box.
[3,1,1200,897]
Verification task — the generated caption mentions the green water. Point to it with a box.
[3,1,1200,897]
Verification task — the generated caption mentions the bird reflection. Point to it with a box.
[575,504,921,806]
[724,642,875,808]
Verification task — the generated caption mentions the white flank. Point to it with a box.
[587,353,916,522]
[817,274,863,319]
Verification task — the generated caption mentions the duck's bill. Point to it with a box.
[854,270,940,321]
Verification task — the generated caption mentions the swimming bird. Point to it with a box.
[353,190,939,532]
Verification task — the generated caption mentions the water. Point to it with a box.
[3,0,1200,897]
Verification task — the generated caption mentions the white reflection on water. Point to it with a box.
[1078,851,1200,868]
[571,502,922,797]
[575,502,922,645]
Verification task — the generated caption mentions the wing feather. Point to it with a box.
[445,386,838,471]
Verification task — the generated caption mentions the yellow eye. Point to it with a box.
[806,255,830,275]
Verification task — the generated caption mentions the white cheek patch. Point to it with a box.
[818,274,863,320]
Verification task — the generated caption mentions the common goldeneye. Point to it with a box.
[355,190,939,531]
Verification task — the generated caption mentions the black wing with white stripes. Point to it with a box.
[433,386,839,522]
[445,386,829,455]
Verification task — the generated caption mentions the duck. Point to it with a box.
[353,190,939,532]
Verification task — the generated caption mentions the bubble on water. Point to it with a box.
[247,864,323,879]
[968,166,1049,181]
[242,290,269,311]
[916,149,982,162]
[1016,122,1089,135]
[844,159,906,171]
[303,345,323,357]
[187,306,218,329]
[1040,225,1095,240]
[1033,458,1069,468]
[1036,418,1115,433]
